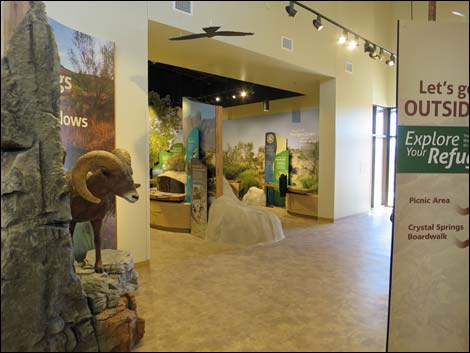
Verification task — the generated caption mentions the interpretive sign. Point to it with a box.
[387,22,469,352]
[190,159,208,238]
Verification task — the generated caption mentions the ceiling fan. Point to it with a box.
[169,26,254,41]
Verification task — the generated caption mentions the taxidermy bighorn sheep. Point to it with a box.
[67,148,140,272]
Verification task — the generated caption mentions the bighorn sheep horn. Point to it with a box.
[72,151,124,204]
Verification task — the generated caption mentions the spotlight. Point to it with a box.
[240,90,247,98]
[313,15,323,31]
[347,35,359,50]
[263,100,270,112]
[386,54,396,66]
[232,95,237,99]
[377,48,385,61]
[338,30,348,44]
[285,1,297,17]
[369,47,384,60]
[364,41,375,54]
[215,97,221,102]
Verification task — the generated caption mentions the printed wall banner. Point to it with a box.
[387,22,469,352]
[183,98,216,205]
[223,109,319,201]
[49,18,116,256]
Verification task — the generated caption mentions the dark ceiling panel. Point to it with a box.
[148,61,303,108]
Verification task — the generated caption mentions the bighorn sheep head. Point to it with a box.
[71,148,139,204]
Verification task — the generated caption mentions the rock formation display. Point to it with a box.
[1,2,97,351]
[242,186,266,206]
[76,250,145,352]
[207,179,285,246]
[1,3,145,352]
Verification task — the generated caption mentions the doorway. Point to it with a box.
[371,105,397,209]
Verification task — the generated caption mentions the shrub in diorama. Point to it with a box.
[148,92,181,167]
[300,175,319,193]
[238,169,262,198]
[164,154,185,172]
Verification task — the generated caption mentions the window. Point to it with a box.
[371,106,397,209]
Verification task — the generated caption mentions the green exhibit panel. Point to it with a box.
[265,132,289,207]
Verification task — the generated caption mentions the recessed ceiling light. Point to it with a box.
[232,95,237,99]
[240,90,247,98]
[215,97,221,102]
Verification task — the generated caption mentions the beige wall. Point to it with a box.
[44,1,150,262]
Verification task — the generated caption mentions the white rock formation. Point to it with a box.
[206,179,285,246]
[242,186,266,206]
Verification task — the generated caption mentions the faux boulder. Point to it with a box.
[206,179,285,246]
[1,3,97,351]
[242,186,266,206]
[76,249,145,351]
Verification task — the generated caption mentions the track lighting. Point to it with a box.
[347,35,359,50]
[313,15,323,31]
[285,1,297,17]
[338,30,348,44]
[285,1,396,68]
[263,100,270,112]
[386,54,396,66]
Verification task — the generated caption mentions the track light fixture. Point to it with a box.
[347,35,359,50]
[285,1,396,68]
[285,1,297,17]
[364,41,375,54]
[338,30,348,44]
[386,54,396,66]
[313,15,323,31]
[377,48,385,61]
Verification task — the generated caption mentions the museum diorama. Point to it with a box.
[148,61,321,245]
[1,2,144,351]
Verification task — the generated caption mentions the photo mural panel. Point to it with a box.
[183,98,216,206]
[223,109,320,199]
[49,18,116,256]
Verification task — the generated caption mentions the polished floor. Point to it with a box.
[134,208,393,352]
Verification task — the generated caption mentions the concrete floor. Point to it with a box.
[134,208,392,352]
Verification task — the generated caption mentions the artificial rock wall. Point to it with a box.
[1,2,97,351]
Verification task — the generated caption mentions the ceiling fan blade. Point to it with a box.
[213,31,254,37]
[169,33,209,41]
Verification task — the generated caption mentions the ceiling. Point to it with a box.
[148,61,303,108]
[148,20,328,101]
